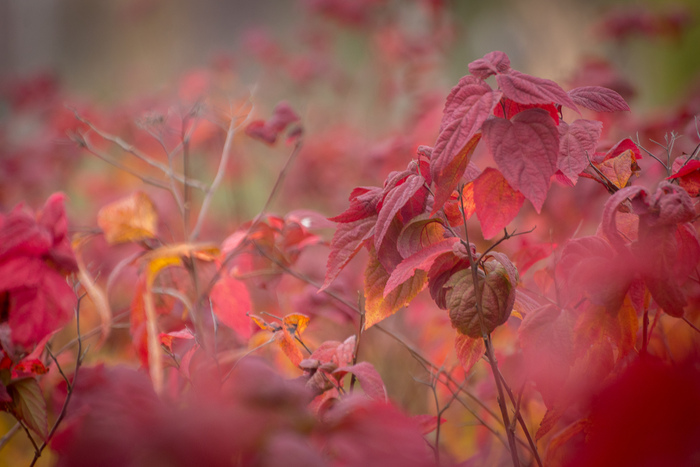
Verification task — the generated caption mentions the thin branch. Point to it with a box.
[30,292,85,466]
[458,186,520,467]
[0,423,21,451]
[190,100,255,241]
[71,109,208,192]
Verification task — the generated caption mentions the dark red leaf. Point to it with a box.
[430,133,483,216]
[493,97,560,125]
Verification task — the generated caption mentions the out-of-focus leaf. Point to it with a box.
[210,272,252,339]
[334,362,387,401]
[8,377,48,440]
[97,192,158,245]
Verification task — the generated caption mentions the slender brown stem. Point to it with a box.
[30,290,85,466]
[457,186,520,467]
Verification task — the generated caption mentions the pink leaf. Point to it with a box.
[455,333,485,373]
[322,216,376,291]
[374,175,425,251]
[440,76,492,132]
[334,362,387,401]
[568,86,631,112]
[245,101,300,145]
[385,238,459,297]
[210,273,253,339]
[411,414,446,435]
[558,119,603,184]
[496,70,579,112]
[468,51,511,79]
[430,133,483,216]
[482,109,560,212]
[473,168,525,239]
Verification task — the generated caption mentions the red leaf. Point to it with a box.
[430,133,483,215]
[483,109,560,212]
[496,70,579,112]
[493,97,560,125]
[454,333,485,373]
[364,246,426,329]
[669,157,700,196]
[468,51,511,79]
[334,362,387,401]
[558,119,603,184]
[328,187,382,224]
[374,174,425,251]
[385,238,459,297]
[568,86,631,112]
[396,216,448,259]
[310,335,356,368]
[440,76,492,132]
[0,258,77,349]
[473,168,525,239]
[322,215,376,291]
[245,101,300,145]
[411,414,446,435]
[210,272,253,339]
[519,305,576,408]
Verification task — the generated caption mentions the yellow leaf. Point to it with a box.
[283,313,310,335]
[97,191,158,244]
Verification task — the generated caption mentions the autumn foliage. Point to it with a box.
[2,2,700,466]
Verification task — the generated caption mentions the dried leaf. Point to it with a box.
[97,192,158,245]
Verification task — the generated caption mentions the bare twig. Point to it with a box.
[190,100,253,240]
[30,290,85,466]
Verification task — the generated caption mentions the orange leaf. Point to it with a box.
[97,191,158,244]
[276,330,303,367]
[454,333,485,373]
[364,246,426,329]
[593,149,640,190]
[283,313,310,336]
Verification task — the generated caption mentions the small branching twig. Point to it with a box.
[30,288,85,466]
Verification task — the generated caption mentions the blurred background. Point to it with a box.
[1,1,700,464]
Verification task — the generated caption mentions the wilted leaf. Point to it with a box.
[473,167,525,239]
[8,377,48,440]
[97,192,158,245]
[210,272,252,339]
[593,149,640,190]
